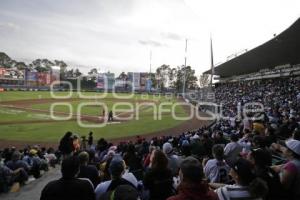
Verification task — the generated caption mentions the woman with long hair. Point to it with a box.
[143,150,174,200]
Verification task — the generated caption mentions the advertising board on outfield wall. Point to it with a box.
[97,72,115,90]
[0,66,60,87]
[37,73,51,86]
[51,66,60,83]
[127,72,152,92]
[0,67,25,80]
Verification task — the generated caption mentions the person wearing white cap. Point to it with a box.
[272,139,300,200]
[163,142,180,176]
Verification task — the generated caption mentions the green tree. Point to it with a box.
[74,68,82,77]
[199,74,210,88]
[174,65,198,92]
[55,60,68,80]
[168,67,177,89]
[118,72,128,80]
[0,52,13,68]
[15,62,27,70]
[88,68,98,75]
[32,59,53,72]
[156,64,171,90]
[65,69,74,78]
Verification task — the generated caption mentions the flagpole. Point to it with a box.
[183,39,188,96]
[210,36,214,87]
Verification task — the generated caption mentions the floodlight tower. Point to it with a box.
[182,39,188,97]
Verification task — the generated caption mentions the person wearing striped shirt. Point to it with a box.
[214,158,268,200]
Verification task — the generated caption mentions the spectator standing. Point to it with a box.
[81,136,88,150]
[88,131,94,147]
[58,132,74,158]
[72,134,81,153]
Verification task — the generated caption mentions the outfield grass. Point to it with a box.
[0,91,187,142]
[0,91,167,101]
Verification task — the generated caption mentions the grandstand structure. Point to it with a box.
[203,18,300,83]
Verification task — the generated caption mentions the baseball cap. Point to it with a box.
[285,139,300,156]
[191,134,200,140]
[29,149,38,155]
[182,140,190,147]
[109,155,125,177]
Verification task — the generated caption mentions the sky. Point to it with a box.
[0,0,299,76]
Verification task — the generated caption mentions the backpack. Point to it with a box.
[99,179,139,200]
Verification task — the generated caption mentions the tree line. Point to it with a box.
[0,52,211,91]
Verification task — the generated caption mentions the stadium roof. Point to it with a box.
[204,18,300,78]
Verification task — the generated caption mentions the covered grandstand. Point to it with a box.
[204,17,300,82]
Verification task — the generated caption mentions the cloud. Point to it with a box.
[138,39,166,47]
[161,32,182,41]
[0,22,20,31]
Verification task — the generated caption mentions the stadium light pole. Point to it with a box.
[183,39,188,97]
[149,50,152,93]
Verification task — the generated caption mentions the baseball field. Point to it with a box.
[0,91,208,147]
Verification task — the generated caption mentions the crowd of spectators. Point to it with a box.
[0,146,58,193]
[1,77,300,200]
